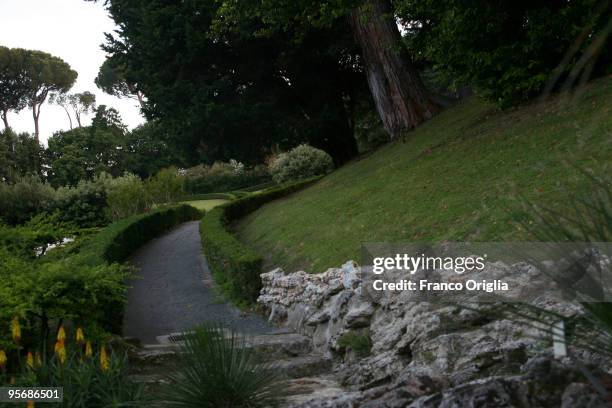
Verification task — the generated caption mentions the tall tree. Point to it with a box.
[0,47,29,130]
[349,0,439,136]
[51,91,96,129]
[214,0,439,138]
[23,50,77,141]
[99,0,362,164]
[49,92,73,129]
[46,105,128,186]
[70,91,97,127]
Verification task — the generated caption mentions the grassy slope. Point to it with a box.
[236,77,612,273]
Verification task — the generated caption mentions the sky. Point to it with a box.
[0,0,145,145]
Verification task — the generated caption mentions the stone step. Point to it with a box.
[280,375,354,407]
[145,331,312,359]
[245,333,312,358]
[273,354,332,379]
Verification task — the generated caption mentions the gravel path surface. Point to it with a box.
[123,221,276,344]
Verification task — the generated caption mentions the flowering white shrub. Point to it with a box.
[269,144,334,184]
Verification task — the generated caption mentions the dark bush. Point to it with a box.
[52,176,110,228]
[200,177,321,304]
[0,177,55,225]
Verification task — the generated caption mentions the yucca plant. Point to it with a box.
[162,324,282,408]
[512,169,612,343]
[482,169,612,397]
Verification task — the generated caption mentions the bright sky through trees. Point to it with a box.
[0,0,145,144]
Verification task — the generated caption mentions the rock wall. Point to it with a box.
[258,261,609,407]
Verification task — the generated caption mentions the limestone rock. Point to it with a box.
[260,261,609,407]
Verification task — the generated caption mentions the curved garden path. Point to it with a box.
[123,221,276,344]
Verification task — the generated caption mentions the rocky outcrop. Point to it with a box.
[258,261,610,407]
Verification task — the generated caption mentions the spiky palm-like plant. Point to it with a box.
[162,324,282,408]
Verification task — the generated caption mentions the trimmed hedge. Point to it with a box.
[240,180,277,192]
[200,177,321,304]
[184,192,235,201]
[184,172,271,195]
[81,204,203,265]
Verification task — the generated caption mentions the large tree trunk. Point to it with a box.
[349,0,439,138]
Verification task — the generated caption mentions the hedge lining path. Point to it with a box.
[123,220,277,344]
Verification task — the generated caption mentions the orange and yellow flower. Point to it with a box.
[85,341,93,359]
[0,350,6,368]
[26,351,34,369]
[100,345,109,371]
[57,325,66,342]
[54,340,66,364]
[11,316,21,344]
[75,327,85,344]
[34,351,42,368]
[26,401,34,408]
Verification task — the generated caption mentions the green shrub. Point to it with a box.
[269,145,333,184]
[337,331,372,358]
[162,324,280,408]
[0,177,55,225]
[53,174,111,228]
[0,213,74,259]
[200,177,321,304]
[147,166,185,204]
[105,173,152,221]
[0,246,131,347]
[184,161,270,194]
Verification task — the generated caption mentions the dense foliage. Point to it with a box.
[0,129,42,183]
[395,0,611,106]
[53,176,110,228]
[0,177,55,225]
[99,0,363,165]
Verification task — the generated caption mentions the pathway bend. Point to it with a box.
[123,221,276,344]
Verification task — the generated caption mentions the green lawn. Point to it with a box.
[236,76,612,273]
[183,199,228,211]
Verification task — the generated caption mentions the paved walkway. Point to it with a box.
[123,221,276,344]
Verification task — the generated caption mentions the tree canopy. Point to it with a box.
[0,47,30,130]
[23,50,77,141]
[98,0,364,165]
